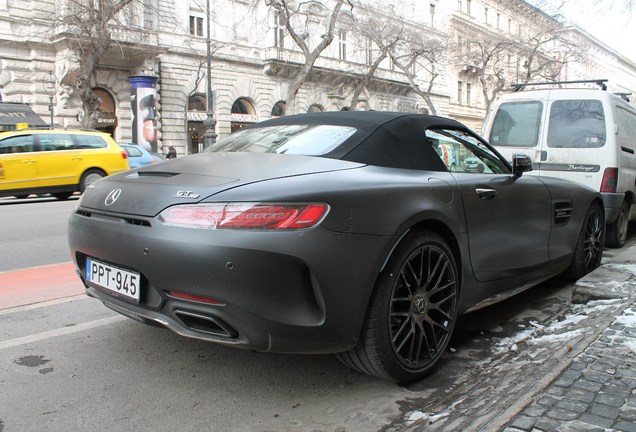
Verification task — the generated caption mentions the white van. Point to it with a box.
[482,80,636,248]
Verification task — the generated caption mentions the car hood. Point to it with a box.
[78,152,364,216]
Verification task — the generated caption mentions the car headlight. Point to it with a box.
[157,202,329,230]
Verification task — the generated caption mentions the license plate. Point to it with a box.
[85,257,141,302]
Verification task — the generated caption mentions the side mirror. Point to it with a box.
[512,153,533,177]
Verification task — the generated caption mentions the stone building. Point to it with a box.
[0,0,634,155]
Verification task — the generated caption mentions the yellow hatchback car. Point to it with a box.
[0,129,130,200]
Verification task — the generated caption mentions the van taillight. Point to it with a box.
[601,168,618,193]
[121,150,128,160]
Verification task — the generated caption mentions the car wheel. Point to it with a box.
[605,201,629,248]
[52,192,73,200]
[336,230,459,382]
[80,169,105,192]
[564,202,605,281]
[14,195,29,199]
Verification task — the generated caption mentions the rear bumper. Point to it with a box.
[68,208,393,354]
[601,192,625,224]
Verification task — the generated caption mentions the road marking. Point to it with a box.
[0,315,126,350]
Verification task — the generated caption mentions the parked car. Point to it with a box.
[118,143,164,168]
[149,151,165,164]
[483,79,636,248]
[68,111,604,382]
[463,156,485,173]
[0,129,129,200]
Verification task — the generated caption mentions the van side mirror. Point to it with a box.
[512,153,533,177]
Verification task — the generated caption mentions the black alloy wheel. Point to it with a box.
[337,230,459,382]
[565,202,605,280]
[389,240,458,371]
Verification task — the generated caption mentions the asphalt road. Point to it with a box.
[1,195,635,431]
[0,195,79,272]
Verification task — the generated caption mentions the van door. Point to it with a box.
[538,96,608,191]
[0,134,38,193]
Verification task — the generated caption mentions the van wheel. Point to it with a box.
[336,230,459,383]
[564,202,604,280]
[80,169,105,192]
[606,201,629,248]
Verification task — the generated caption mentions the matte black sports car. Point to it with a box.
[68,111,604,382]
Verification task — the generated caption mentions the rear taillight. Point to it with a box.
[601,167,618,193]
[121,150,128,160]
[157,203,329,230]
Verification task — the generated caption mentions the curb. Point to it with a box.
[571,245,636,304]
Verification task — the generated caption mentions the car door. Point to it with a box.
[35,133,80,188]
[0,134,38,192]
[427,128,552,282]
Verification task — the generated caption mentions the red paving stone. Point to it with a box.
[0,262,85,309]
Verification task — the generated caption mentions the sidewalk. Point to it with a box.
[397,245,636,432]
[502,246,636,432]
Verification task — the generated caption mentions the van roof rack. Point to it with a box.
[511,79,608,92]
[614,92,631,102]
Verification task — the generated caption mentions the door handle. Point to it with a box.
[540,150,547,161]
[476,188,497,199]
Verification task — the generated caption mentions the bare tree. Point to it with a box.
[388,33,447,115]
[265,0,351,113]
[54,0,145,128]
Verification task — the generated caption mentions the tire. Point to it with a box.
[80,169,105,192]
[52,192,73,200]
[336,230,459,383]
[605,201,629,248]
[14,195,29,199]
[564,202,605,281]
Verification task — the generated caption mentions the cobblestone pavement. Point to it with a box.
[383,246,636,432]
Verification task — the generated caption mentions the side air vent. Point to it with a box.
[75,210,151,227]
[554,202,572,225]
[174,309,238,338]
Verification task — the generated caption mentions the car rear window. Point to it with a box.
[124,146,143,157]
[39,134,75,151]
[74,135,108,149]
[547,100,606,148]
[489,101,543,147]
[206,124,357,156]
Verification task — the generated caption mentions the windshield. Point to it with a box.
[205,124,357,156]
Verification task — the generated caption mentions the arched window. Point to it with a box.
[307,104,323,113]
[188,94,206,111]
[271,101,286,117]
[231,97,257,133]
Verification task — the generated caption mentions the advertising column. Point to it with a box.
[128,75,159,152]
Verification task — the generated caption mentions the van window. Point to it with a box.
[547,100,606,148]
[0,135,34,154]
[39,134,75,151]
[489,101,542,147]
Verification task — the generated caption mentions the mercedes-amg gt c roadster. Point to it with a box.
[68,111,604,382]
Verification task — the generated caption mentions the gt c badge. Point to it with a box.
[105,188,122,206]
[175,190,200,199]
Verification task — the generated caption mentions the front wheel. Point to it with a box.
[336,230,459,383]
[606,201,629,248]
[564,202,605,281]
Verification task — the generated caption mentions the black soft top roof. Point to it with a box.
[257,110,468,132]
[252,111,474,171]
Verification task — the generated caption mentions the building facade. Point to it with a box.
[0,0,634,155]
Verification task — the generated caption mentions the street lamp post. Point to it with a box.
[202,0,217,148]
[43,71,57,129]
